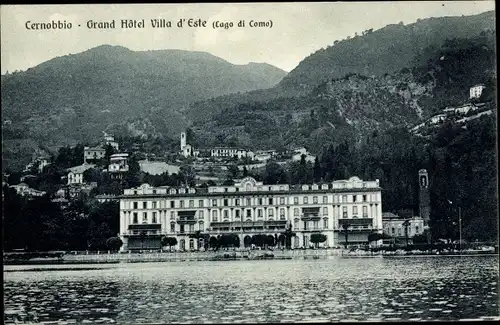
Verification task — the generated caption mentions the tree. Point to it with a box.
[140,231,146,250]
[265,235,276,248]
[209,236,218,250]
[104,144,115,162]
[341,222,351,248]
[313,157,322,183]
[162,236,178,251]
[281,224,296,249]
[310,233,327,248]
[402,219,410,247]
[189,231,205,250]
[106,237,123,251]
[228,164,239,179]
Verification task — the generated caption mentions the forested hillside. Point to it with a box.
[279,10,494,90]
[1,45,287,171]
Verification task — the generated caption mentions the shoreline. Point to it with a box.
[4,249,498,266]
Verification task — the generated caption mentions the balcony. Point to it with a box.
[301,207,321,220]
[177,211,197,224]
[126,223,162,236]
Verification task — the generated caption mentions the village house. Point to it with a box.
[469,84,485,99]
[67,163,95,185]
[10,183,46,198]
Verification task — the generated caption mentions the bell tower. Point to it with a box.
[180,132,187,151]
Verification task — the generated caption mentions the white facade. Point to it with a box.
[429,114,447,124]
[108,153,129,172]
[118,176,383,251]
[67,171,84,185]
[292,153,316,163]
[10,183,46,197]
[67,163,95,185]
[211,147,252,159]
[470,84,485,99]
[84,146,106,163]
[382,212,425,242]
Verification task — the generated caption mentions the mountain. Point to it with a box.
[189,30,496,154]
[186,11,496,126]
[1,45,287,171]
[278,10,495,91]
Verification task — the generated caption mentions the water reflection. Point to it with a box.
[4,256,499,323]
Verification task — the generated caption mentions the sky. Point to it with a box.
[0,2,495,74]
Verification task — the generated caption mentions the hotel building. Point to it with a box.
[118,176,383,251]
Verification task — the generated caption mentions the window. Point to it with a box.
[313,196,318,204]
[313,220,319,229]
[134,191,138,195]
[323,218,328,229]
[392,227,395,234]
[416,226,419,233]
[223,199,228,206]
[133,213,138,224]
[280,197,285,205]
[246,209,251,218]
[323,207,328,216]
[235,210,240,218]
[342,195,347,203]
[247,198,251,206]
[133,202,138,209]
[269,198,273,205]
[224,210,229,219]
[363,195,367,202]
[257,209,263,218]
[342,206,347,218]
[180,201,184,208]
[235,199,240,206]
[143,202,147,209]
[170,222,175,232]
[294,197,299,204]
[170,211,175,219]
[303,197,308,204]
[258,198,263,205]
[212,210,218,222]
[294,208,299,216]
[152,212,157,223]
[212,199,217,207]
[152,190,156,194]
[294,218,299,229]
[362,206,368,217]
[170,201,174,208]
[199,211,204,219]
[199,220,204,231]
[304,220,308,230]
[353,195,357,202]
[323,196,328,204]
[142,212,147,223]
[199,200,204,207]
[280,208,285,220]
[152,201,157,209]
[189,200,194,208]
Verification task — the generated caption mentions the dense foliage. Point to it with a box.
[3,185,120,251]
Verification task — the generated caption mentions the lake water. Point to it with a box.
[3,255,499,324]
